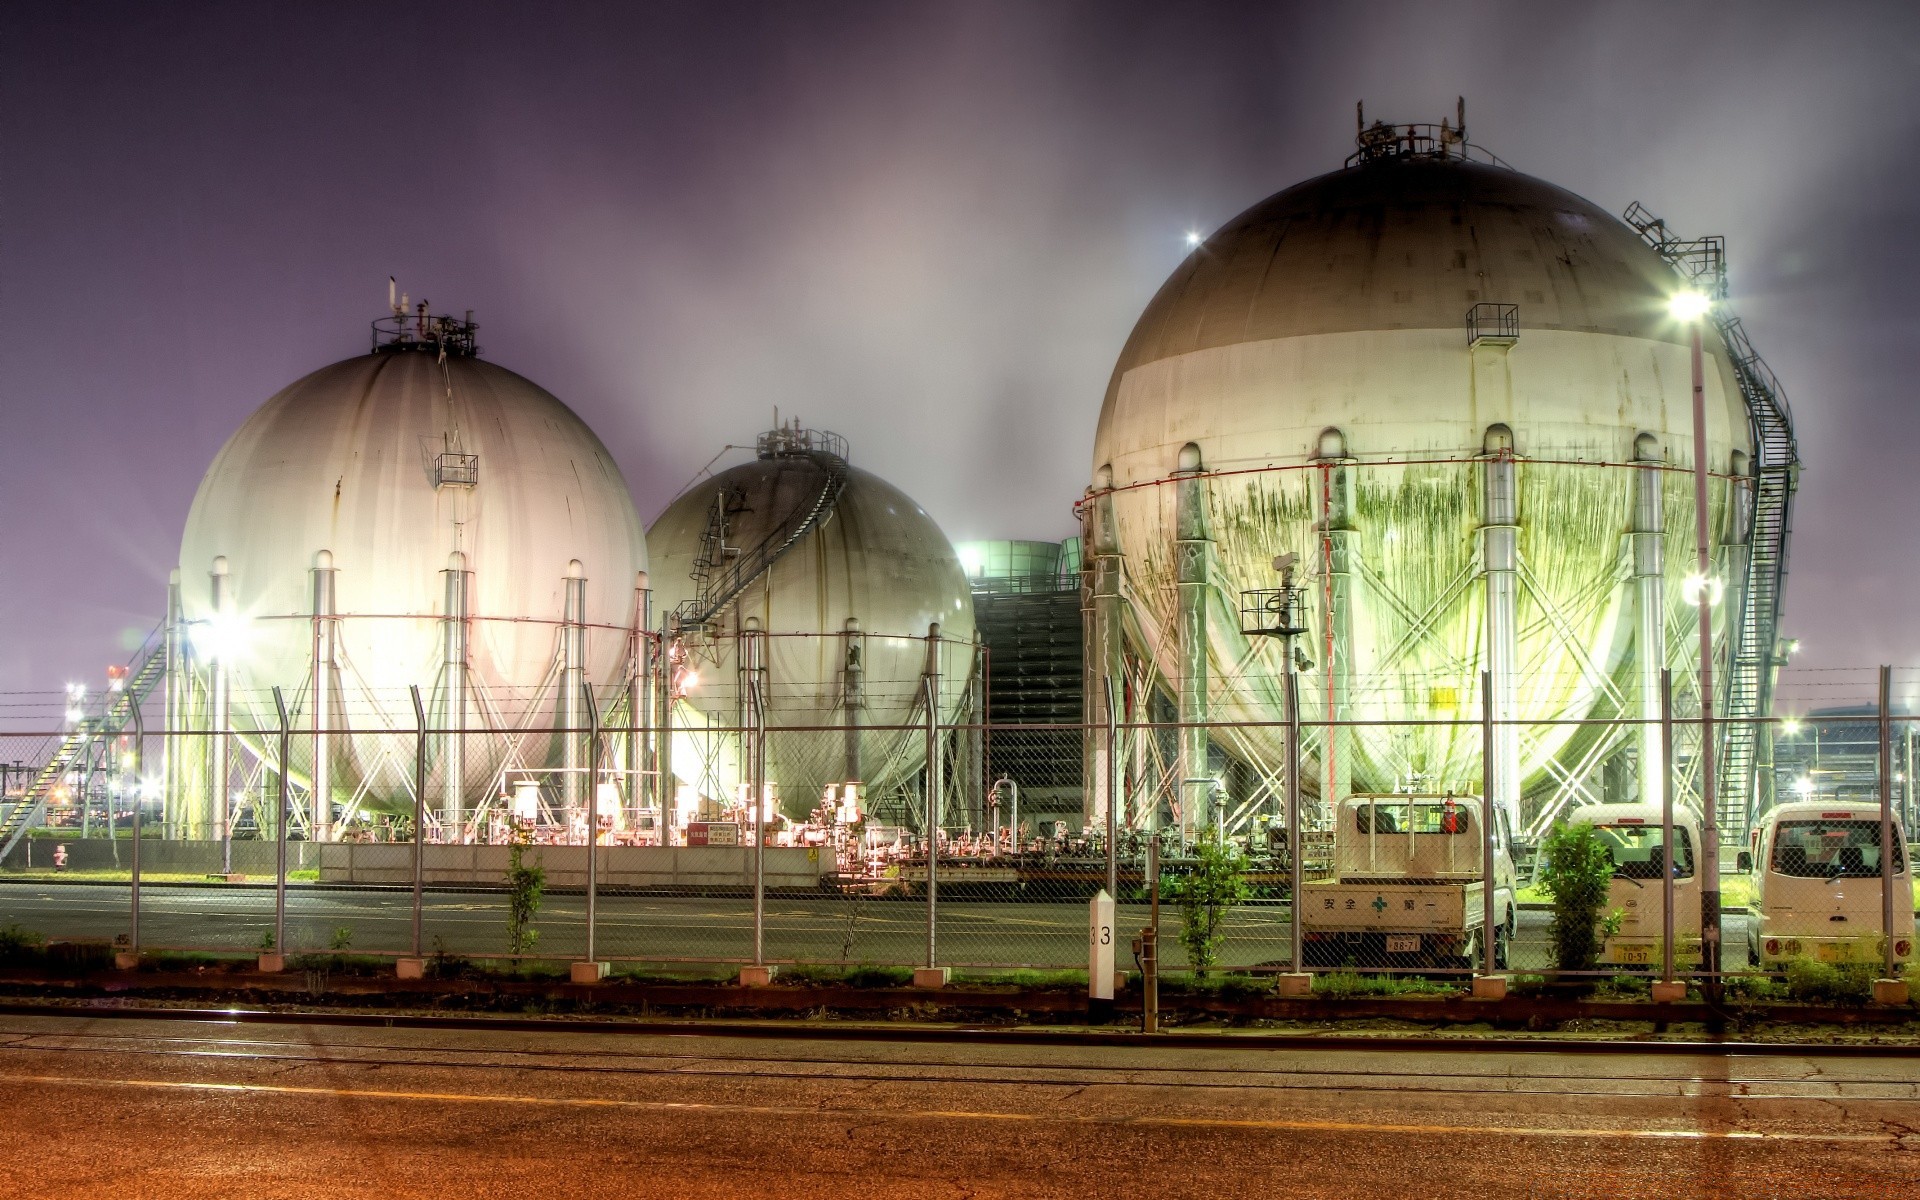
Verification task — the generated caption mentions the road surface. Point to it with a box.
[0,1011,1913,1198]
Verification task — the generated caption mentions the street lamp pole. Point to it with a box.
[1679,295,1723,997]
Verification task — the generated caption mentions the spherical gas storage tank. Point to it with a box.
[1086,126,1755,835]
[174,310,647,837]
[647,426,976,820]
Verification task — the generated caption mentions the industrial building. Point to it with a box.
[0,107,1801,866]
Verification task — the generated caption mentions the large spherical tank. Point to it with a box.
[178,341,647,814]
[647,439,976,815]
[1091,149,1751,823]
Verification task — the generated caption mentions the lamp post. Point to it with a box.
[1672,288,1722,997]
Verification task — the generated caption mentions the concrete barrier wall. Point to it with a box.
[2,839,321,875]
[317,843,826,890]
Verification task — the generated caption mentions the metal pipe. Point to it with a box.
[1882,666,1896,981]
[409,685,426,961]
[1661,669,1677,984]
[1689,319,1722,998]
[842,617,864,791]
[1481,670,1496,975]
[162,570,182,840]
[657,619,677,844]
[272,687,289,957]
[584,680,601,967]
[1144,828,1160,1033]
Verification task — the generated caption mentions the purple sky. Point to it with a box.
[3,2,1918,702]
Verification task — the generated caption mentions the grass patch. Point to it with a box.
[1312,969,1462,999]
[1158,972,1273,999]
[955,968,1086,989]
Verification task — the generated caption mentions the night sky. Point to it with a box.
[3,2,1918,703]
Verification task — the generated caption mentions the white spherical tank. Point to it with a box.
[647,428,975,817]
[175,314,647,830]
[1089,133,1760,831]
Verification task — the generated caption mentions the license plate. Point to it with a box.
[1615,944,1652,965]
[1385,935,1421,954]
[1816,943,1842,963]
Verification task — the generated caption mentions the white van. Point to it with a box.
[1575,802,1704,968]
[1745,802,1914,969]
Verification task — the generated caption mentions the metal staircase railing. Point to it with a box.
[0,632,168,861]
[1624,202,1800,842]
[674,427,851,631]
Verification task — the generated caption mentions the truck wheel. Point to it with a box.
[1495,923,1510,971]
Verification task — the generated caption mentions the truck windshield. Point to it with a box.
[1770,820,1905,877]
[1353,801,1473,836]
[1596,824,1693,880]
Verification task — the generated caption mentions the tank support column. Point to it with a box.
[1480,428,1521,826]
[625,573,651,839]
[561,560,588,823]
[208,556,233,850]
[1174,443,1213,841]
[1314,430,1355,820]
[1632,435,1666,807]
[842,617,864,790]
[162,569,187,840]
[440,551,471,836]
[310,551,339,842]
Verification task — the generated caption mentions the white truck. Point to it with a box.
[1300,793,1517,971]
[1745,801,1914,969]
[1581,802,1703,969]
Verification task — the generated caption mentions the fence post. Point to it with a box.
[125,697,143,968]
[1286,654,1304,981]
[919,624,945,987]
[1661,669,1677,987]
[1881,666,1897,984]
[746,621,766,971]
[271,687,290,966]
[409,685,425,963]
[584,681,602,973]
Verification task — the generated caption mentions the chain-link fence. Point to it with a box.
[2,667,1915,997]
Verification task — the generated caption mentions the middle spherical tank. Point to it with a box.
[646,434,976,817]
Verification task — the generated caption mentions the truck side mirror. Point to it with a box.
[1736,850,1753,873]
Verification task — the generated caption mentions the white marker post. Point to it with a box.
[1089,889,1116,1000]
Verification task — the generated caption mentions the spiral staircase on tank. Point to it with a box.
[0,630,168,861]
[672,425,851,631]
[1624,202,1801,843]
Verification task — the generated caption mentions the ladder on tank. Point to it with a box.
[0,633,168,861]
[1625,202,1801,843]
[673,428,851,631]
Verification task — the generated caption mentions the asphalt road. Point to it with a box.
[0,1011,1914,1199]
[0,881,1754,972]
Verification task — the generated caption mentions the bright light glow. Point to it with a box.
[1793,776,1815,796]
[1668,289,1712,321]
[1780,717,1802,736]
[678,668,699,693]
[1681,573,1724,606]
[64,707,84,724]
[1185,230,1203,248]
[190,610,254,662]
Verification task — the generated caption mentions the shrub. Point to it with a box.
[1164,830,1251,975]
[505,827,545,956]
[0,923,46,965]
[1782,958,1877,1004]
[1537,821,1620,972]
